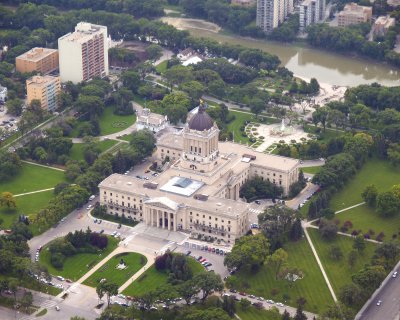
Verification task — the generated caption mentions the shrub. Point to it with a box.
[376,232,385,242]
[51,252,65,269]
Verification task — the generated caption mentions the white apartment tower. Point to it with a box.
[58,22,109,84]
[299,0,326,31]
[257,0,294,32]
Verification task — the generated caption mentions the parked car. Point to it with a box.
[393,271,398,278]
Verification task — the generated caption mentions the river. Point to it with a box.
[161,17,400,87]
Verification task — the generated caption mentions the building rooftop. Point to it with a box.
[188,104,214,131]
[16,47,57,62]
[99,173,250,218]
[26,75,59,87]
[59,22,106,44]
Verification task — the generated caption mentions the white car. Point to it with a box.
[266,299,274,304]
[376,300,382,306]
[276,302,284,307]
[86,204,93,210]
[393,271,398,278]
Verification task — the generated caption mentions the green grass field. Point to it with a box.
[301,166,322,174]
[123,257,204,297]
[335,204,400,241]
[0,190,54,229]
[69,140,118,161]
[155,60,168,74]
[330,158,400,211]
[98,106,136,136]
[0,163,65,194]
[233,239,333,313]
[304,125,343,143]
[236,305,282,320]
[307,228,377,294]
[227,111,278,144]
[84,252,147,287]
[39,237,119,281]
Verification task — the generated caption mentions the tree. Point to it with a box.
[193,271,223,302]
[129,129,156,157]
[222,296,236,317]
[164,65,194,89]
[362,184,378,207]
[269,248,288,280]
[161,91,191,124]
[339,283,363,308]
[289,218,303,241]
[373,241,400,270]
[180,81,205,104]
[312,107,329,131]
[352,265,386,293]
[121,70,141,93]
[0,192,16,208]
[20,291,33,312]
[376,190,400,217]
[75,95,104,119]
[0,151,22,182]
[388,143,400,167]
[282,310,291,320]
[224,234,270,270]
[319,219,338,240]
[6,98,23,116]
[97,282,118,306]
[146,44,163,61]
[294,305,307,320]
[328,245,343,260]
[239,298,251,310]
[177,280,199,305]
[353,235,366,253]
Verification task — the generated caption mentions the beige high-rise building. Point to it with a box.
[338,3,372,27]
[26,75,61,112]
[58,22,109,84]
[99,102,300,244]
[15,47,59,74]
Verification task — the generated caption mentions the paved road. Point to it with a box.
[357,265,400,320]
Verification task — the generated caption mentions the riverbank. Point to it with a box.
[160,17,400,87]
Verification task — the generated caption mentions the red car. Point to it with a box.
[239,292,246,296]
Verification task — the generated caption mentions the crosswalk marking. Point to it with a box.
[249,208,263,214]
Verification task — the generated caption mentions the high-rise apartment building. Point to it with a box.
[58,22,109,84]
[257,0,294,32]
[338,3,372,27]
[26,75,61,112]
[299,0,326,31]
[15,47,59,74]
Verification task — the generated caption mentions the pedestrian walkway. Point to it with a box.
[302,221,338,302]
[22,160,65,172]
[335,202,365,214]
[14,187,54,197]
[118,255,154,292]
[307,224,380,244]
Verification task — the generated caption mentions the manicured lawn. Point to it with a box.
[123,257,204,297]
[155,60,168,74]
[227,111,277,144]
[0,163,65,195]
[301,166,322,174]
[39,237,119,281]
[0,190,54,229]
[330,158,400,211]
[84,252,147,288]
[304,125,343,143]
[236,305,282,320]
[98,105,136,136]
[233,239,332,314]
[307,228,377,294]
[69,139,118,161]
[336,204,400,241]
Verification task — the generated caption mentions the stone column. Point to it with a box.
[167,213,171,231]
[157,211,160,228]
[174,214,177,232]
[162,211,165,229]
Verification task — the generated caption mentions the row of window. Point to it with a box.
[189,211,231,224]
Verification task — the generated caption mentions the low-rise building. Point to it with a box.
[15,47,59,74]
[99,102,300,244]
[177,48,196,61]
[373,16,396,37]
[135,105,168,133]
[338,3,372,27]
[26,75,61,112]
